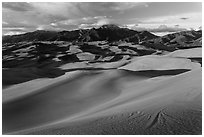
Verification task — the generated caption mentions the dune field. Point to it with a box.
[3,47,202,135]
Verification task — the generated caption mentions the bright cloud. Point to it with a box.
[2,2,202,35]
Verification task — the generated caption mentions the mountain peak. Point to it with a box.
[100,24,120,29]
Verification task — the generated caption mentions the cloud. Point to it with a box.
[2,21,8,25]
[180,17,188,20]
[199,26,202,30]
[2,27,27,35]
[150,25,187,32]
[36,24,78,31]
[78,19,110,29]
[105,2,147,11]
[57,16,112,29]
[78,24,94,29]
[2,21,36,28]
[2,20,38,35]
[2,19,38,35]
[50,23,57,27]
[2,2,33,11]
[78,2,147,13]
[30,3,82,19]
[142,13,200,24]
[126,24,187,32]
[2,2,202,35]
[3,31,26,36]
[3,27,26,31]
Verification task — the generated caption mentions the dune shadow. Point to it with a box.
[2,67,66,87]
[63,67,112,72]
[188,58,202,66]
[120,69,191,78]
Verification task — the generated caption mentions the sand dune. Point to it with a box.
[165,48,202,65]
[166,48,202,58]
[59,59,130,70]
[119,55,201,71]
[3,67,201,134]
[2,46,202,135]
[3,69,145,133]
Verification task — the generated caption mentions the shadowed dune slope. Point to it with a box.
[2,67,65,86]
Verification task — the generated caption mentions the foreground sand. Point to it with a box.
[3,67,201,134]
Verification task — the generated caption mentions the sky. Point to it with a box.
[2,2,202,36]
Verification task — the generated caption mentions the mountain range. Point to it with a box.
[3,24,159,43]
